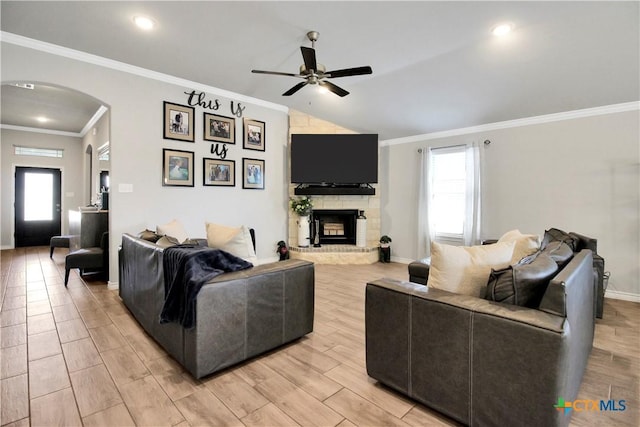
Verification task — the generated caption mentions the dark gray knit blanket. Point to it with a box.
[160,245,253,328]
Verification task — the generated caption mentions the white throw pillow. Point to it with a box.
[498,229,541,263]
[426,241,516,298]
[205,223,257,264]
[157,219,189,243]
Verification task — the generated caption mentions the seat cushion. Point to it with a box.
[50,235,72,248]
[65,248,104,269]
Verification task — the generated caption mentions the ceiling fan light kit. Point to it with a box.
[252,31,372,97]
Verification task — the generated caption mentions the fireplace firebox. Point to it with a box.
[311,209,358,245]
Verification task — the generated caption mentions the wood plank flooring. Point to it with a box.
[1,246,638,426]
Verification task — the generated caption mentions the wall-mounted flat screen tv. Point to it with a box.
[291,134,378,185]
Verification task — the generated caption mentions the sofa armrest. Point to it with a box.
[408,258,430,285]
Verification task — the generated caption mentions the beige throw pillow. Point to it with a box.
[498,229,541,263]
[157,219,189,243]
[156,235,180,248]
[426,240,516,298]
[206,223,257,264]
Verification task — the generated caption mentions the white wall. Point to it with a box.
[1,42,289,286]
[0,129,84,248]
[381,110,640,298]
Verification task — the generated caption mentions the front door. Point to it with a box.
[14,167,62,247]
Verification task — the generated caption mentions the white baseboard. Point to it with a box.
[107,281,119,291]
[1,245,14,250]
[605,289,640,303]
[390,256,413,264]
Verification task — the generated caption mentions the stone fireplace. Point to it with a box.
[287,109,380,264]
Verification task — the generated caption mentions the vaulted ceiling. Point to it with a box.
[1,1,638,140]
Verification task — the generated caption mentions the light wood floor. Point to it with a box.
[1,246,638,427]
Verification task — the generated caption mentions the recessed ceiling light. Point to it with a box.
[36,116,49,123]
[133,15,155,31]
[492,23,514,37]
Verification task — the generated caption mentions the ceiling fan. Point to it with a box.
[252,31,373,97]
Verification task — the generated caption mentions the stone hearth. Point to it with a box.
[289,244,379,264]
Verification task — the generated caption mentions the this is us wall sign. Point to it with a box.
[184,90,246,117]
[183,90,247,160]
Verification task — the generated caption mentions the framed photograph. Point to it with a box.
[204,113,235,144]
[242,158,265,190]
[163,102,194,142]
[203,158,235,187]
[163,149,194,187]
[243,118,265,151]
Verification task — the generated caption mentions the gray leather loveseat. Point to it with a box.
[366,245,595,426]
[119,233,315,378]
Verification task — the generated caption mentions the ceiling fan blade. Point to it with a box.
[300,46,317,72]
[283,81,309,96]
[252,70,301,77]
[325,66,373,78]
[319,80,349,97]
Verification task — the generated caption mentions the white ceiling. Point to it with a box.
[1,1,638,140]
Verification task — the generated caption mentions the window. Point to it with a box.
[418,142,481,252]
[98,142,109,161]
[14,146,63,158]
[429,146,467,242]
[24,172,53,221]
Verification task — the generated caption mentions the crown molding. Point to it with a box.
[80,105,109,137]
[0,124,81,138]
[380,101,640,147]
[1,31,289,113]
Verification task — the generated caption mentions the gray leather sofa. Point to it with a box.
[119,233,315,378]
[409,231,606,318]
[366,249,595,427]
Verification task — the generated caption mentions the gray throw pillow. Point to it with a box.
[486,253,558,308]
[541,240,573,267]
[542,228,579,252]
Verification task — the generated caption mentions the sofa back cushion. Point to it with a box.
[427,241,515,298]
[486,252,558,308]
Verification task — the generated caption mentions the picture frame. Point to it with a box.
[243,118,265,151]
[163,101,194,142]
[242,158,265,190]
[162,149,194,187]
[203,113,235,144]
[203,158,235,187]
